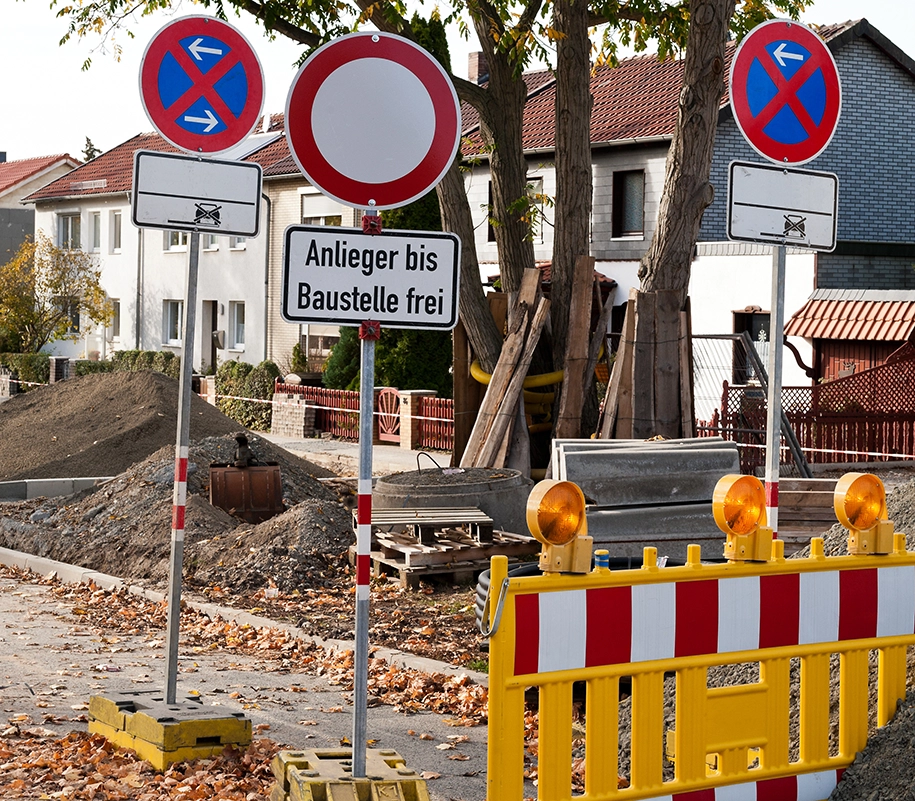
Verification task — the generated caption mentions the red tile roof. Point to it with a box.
[0,154,81,197]
[25,20,876,200]
[24,133,179,202]
[785,291,915,341]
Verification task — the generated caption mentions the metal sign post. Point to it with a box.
[165,231,200,704]
[764,244,786,539]
[353,313,381,777]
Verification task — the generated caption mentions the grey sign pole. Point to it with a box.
[352,317,379,778]
[165,231,200,704]
[764,243,787,538]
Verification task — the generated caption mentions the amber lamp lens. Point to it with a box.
[537,483,584,545]
[841,474,885,531]
[719,475,764,535]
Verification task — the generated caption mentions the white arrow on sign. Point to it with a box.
[773,42,805,67]
[183,109,219,132]
[188,38,223,60]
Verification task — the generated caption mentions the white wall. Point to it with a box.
[33,196,269,370]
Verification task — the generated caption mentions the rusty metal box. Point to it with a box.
[209,464,285,523]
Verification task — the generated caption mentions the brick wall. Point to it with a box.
[270,393,317,438]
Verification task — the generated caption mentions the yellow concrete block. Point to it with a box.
[89,718,238,771]
[270,749,429,801]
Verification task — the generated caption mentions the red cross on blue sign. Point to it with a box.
[140,16,264,155]
[730,20,842,165]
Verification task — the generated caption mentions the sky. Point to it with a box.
[1,0,914,162]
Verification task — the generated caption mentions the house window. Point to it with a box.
[111,211,122,252]
[163,300,184,345]
[203,233,219,250]
[165,231,189,251]
[111,299,121,340]
[229,301,245,349]
[229,236,247,249]
[612,170,644,237]
[91,212,101,251]
[58,213,81,249]
[302,215,343,227]
[54,297,80,333]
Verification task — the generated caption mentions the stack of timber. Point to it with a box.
[460,268,550,469]
[552,436,740,561]
[600,288,694,440]
[777,477,840,552]
[349,506,539,588]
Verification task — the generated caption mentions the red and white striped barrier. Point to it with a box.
[513,565,915,675]
[641,769,843,801]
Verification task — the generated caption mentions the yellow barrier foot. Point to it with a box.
[88,690,252,771]
[270,748,431,801]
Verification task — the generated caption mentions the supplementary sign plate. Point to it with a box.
[282,226,460,329]
[727,160,838,251]
[132,150,262,236]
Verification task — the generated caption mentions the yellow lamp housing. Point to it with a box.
[713,474,773,563]
[526,480,593,574]
[834,472,894,555]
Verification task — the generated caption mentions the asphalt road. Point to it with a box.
[0,562,489,801]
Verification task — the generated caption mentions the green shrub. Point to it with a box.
[0,352,50,389]
[215,359,281,430]
[73,360,115,376]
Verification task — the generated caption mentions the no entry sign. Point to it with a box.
[285,32,461,210]
[140,16,265,155]
[730,20,841,165]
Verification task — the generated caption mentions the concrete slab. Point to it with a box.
[558,445,740,506]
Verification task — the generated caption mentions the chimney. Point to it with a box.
[468,52,489,85]
[0,152,6,163]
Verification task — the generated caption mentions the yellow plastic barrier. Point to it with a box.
[486,537,915,801]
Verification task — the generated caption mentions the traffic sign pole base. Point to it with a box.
[88,690,252,771]
[269,748,430,801]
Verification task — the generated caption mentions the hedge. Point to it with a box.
[0,352,50,389]
[215,359,281,431]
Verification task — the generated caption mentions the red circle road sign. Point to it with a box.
[140,16,265,155]
[730,20,841,165]
[285,32,461,210]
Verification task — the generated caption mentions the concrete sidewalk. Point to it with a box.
[259,432,452,478]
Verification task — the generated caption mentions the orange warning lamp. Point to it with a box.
[834,472,894,555]
[526,480,593,573]
[713,474,773,562]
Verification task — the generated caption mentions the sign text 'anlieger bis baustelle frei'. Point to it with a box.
[281,226,460,330]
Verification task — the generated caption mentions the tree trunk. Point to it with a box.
[638,0,735,307]
[633,0,735,438]
[551,0,593,369]
[471,18,537,295]
[436,160,503,373]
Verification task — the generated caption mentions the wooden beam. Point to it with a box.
[600,288,636,439]
[655,289,681,438]
[631,291,656,438]
[554,255,596,439]
[460,268,541,467]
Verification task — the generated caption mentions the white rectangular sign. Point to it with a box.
[727,160,838,251]
[131,150,262,237]
[282,225,460,330]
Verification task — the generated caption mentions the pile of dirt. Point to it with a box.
[0,434,352,592]
[0,371,251,481]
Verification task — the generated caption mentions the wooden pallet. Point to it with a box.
[348,527,540,588]
[778,478,839,551]
[352,506,496,544]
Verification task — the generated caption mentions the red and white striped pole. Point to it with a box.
[352,210,383,778]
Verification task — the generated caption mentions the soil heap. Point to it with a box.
[0,371,247,481]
